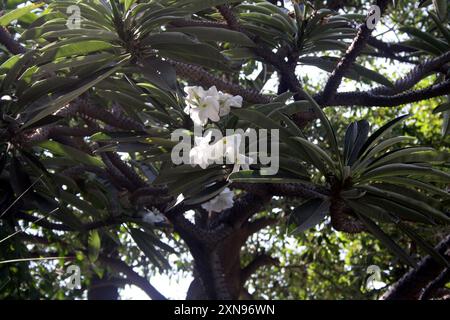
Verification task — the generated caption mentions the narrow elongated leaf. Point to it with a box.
[396,221,449,267]
[429,12,450,43]
[376,183,442,209]
[361,163,450,182]
[130,228,170,270]
[346,199,390,222]
[171,27,256,47]
[433,0,448,22]
[353,136,415,171]
[41,40,114,60]
[184,181,229,206]
[88,230,101,263]
[300,57,393,87]
[343,122,358,164]
[358,185,450,223]
[231,108,292,141]
[298,89,340,162]
[365,147,435,170]
[230,170,310,184]
[355,211,416,267]
[361,195,435,225]
[375,176,450,198]
[291,137,337,172]
[38,141,105,168]
[291,198,329,234]
[400,26,448,53]
[0,3,44,26]
[348,120,370,166]
[433,103,450,114]
[358,114,410,158]
[179,0,243,13]
[23,62,125,129]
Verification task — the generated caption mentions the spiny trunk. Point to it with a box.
[186,228,248,300]
[87,274,119,300]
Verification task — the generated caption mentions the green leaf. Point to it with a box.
[361,163,450,183]
[140,58,177,91]
[429,12,450,43]
[364,147,435,170]
[184,181,229,206]
[358,114,410,158]
[403,39,443,55]
[172,27,256,47]
[142,32,201,46]
[0,3,44,26]
[41,40,115,60]
[298,89,340,162]
[290,137,337,173]
[358,185,450,224]
[346,199,390,222]
[38,141,105,168]
[375,183,442,209]
[229,170,310,184]
[353,136,416,172]
[433,102,450,114]
[433,0,448,22]
[222,47,257,60]
[350,63,394,88]
[278,101,312,116]
[60,191,100,219]
[300,57,394,87]
[2,50,36,91]
[400,26,448,53]
[23,62,125,129]
[343,122,358,165]
[41,29,119,41]
[291,198,329,234]
[360,195,435,225]
[169,168,228,197]
[354,211,416,267]
[124,0,137,12]
[178,0,243,13]
[374,176,450,199]
[231,108,291,141]
[396,221,449,267]
[158,44,230,71]
[130,228,170,270]
[88,230,101,263]
[347,120,370,166]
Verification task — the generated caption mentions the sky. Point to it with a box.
[121,274,193,300]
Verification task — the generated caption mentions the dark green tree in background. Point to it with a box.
[0,0,449,300]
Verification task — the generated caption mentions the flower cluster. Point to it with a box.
[142,209,167,225]
[189,131,254,173]
[182,86,245,212]
[183,86,243,126]
[201,188,234,213]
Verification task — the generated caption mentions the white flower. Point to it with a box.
[184,86,221,126]
[189,132,253,172]
[201,188,234,212]
[142,210,166,225]
[189,97,220,126]
[184,86,243,126]
[232,152,253,173]
[210,133,254,172]
[189,131,214,169]
[218,92,243,116]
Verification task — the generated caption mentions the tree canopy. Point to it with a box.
[0,0,449,300]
